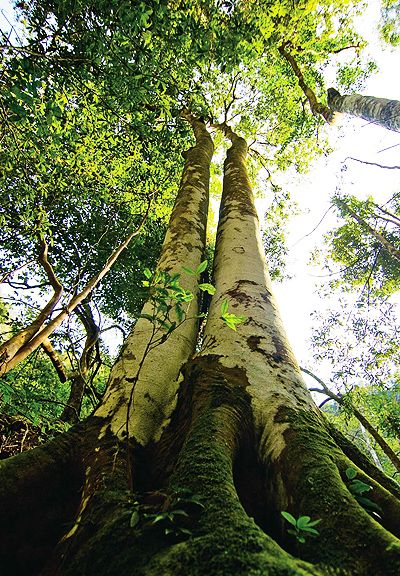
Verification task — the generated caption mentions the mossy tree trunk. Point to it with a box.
[327,88,400,132]
[1,120,400,576]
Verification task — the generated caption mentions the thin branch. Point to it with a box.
[290,205,334,249]
[344,156,400,170]
[300,366,341,401]
[331,44,362,54]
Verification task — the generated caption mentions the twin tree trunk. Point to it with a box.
[1,117,400,576]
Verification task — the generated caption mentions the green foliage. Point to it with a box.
[141,269,194,335]
[129,487,204,540]
[344,467,382,517]
[379,0,400,46]
[263,187,299,281]
[319,194,400,297]
[220,299,247,331]
[281,511,321,543]
[1,0,378,448]
[311,294,400,391]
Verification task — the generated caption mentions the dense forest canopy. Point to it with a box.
[1,0,400,575]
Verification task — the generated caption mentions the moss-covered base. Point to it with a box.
[271,407,400,575]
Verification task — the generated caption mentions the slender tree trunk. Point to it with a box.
[335,198,400,262]
[352,406,400,473]
[303,366,400,474]
[61,302,101,424]
[94,111,214,447]
[327,88,400,132]
[0,238,63,376]
[0,211,148,377]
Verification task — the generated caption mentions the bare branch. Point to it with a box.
[344,156,400,170]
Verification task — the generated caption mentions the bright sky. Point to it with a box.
[1,0,399,390]
[273,3,400,380]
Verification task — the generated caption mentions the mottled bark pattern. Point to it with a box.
[328,88,400,132]
[95,114,214,445]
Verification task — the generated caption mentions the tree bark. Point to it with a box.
[327,88,400,132]
[1,120,400,576]
[94,110,214,448]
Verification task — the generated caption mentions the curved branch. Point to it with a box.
[278,45,334,123]
[0,238,64,376]
[1,207,149,376]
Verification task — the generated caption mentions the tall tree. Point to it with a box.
[2,1,400,574]
[327,88,400,132]
[2,117,400,576]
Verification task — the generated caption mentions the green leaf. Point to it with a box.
[220,299,229,315]
[349,479,372,495]
[152,513,168,523]
[130,510,140,528]
[281,511,297,526]
[140,313,155,322]
[143,268,152,279]
[345,467,357,480]
[196,260,208,274]
[298,535,306,544]
[175,303,185,322]
[171,509,189,517]
[221,313,247,330]
[355,496,382,513]
[177,527,192,536]
[304,518,321,528]
[182,266,196,276]
[301,526,319,536]
[198,283,216,295]
[296,516,311,529]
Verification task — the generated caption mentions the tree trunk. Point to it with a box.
[0,238,63,376]
[60,302,101,424]
[335,198,400,263]
[1,121,400,576]
[327,88,400,132]
[0,210,148,377]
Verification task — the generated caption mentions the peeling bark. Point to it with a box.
[327,88,400,132]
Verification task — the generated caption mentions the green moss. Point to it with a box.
[274,407,400,575]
